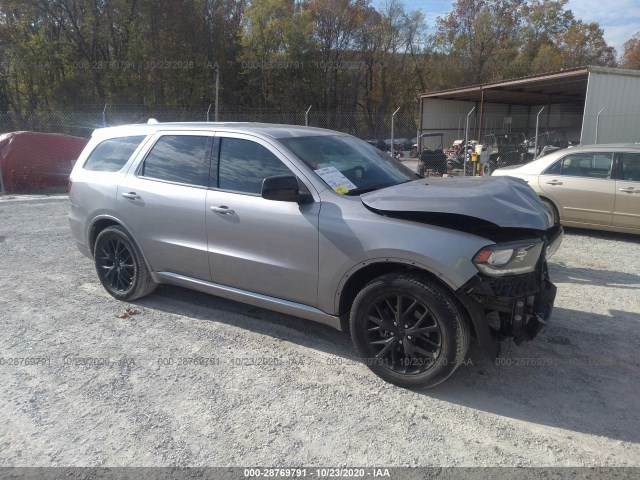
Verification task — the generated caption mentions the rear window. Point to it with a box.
[83,136,146,172]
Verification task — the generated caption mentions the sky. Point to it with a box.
[395,0,640,57]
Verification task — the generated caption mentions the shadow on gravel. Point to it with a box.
[550,263,640,288]
[134,285,640,444]
[133,284,358,359]
[427,306,640,444]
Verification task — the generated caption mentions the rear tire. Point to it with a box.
[349,273,470,389]
[94,226,157,301]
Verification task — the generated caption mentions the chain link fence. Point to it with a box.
[419,107,640,175]
[0,105,418,194]
[6,104,637,193]
[0,106,418,139]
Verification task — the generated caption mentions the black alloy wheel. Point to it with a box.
[97,236,135,293]
[350,273,470,389]
[94,225,156,301]
[363,292,442,375]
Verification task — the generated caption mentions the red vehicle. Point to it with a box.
[0,131,88,193]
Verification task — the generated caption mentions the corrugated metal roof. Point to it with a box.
[419,66,640,105]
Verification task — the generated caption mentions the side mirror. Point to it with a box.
[481,146,487,151]
[262,175,313,203]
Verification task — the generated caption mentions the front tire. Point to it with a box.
[541,198,560,226]
[94,225,157,301]
[349,273,470,389]
[483,160,496,176]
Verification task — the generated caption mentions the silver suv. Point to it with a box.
[69,122,562,388]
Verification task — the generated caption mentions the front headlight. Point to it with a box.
[473,239,543,276]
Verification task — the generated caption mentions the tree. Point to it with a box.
[435,0,523,85]
[514,0,574,75]
[356,1,427,136]
[239,0,313,108]
[621,32,640,70]
[557,20,616,68]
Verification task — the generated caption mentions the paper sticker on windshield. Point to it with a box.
[314,166,357,194]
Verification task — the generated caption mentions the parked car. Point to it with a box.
[0,131,88,193]
[480,133,532,175]
[417,132,448,175]
[69,122,562,388]
[526,131,578,158]
[365,139,389,152]
[492,144,640,234]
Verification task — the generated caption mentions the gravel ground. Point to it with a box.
[0,196,639,468]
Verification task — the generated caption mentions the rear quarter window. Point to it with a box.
[83,136,146,172]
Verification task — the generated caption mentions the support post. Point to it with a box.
[595,106,605,144]
[464,106,476,176]
[305,105,312,126]
[214,64,220,122]
[534,107,545,158]
[391,107,401,158]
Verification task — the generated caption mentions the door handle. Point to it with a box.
[619,187,639,193]
[546,180,563,186]
[210,205,235,214]
[121,192,141,199]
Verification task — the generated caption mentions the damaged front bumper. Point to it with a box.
[456,226,562,357]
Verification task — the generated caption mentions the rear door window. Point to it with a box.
[140,135,210,187]
[619,153,640,181]
[83,136,146,172]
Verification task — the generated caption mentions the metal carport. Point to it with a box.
[418,66,640,150]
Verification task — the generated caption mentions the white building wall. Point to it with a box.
[582,70,640,144]
[421,98,585,148]
[421,98,476,148]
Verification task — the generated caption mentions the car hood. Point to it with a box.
[361,176,550,231]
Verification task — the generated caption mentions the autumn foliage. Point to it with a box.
[0,0,631,127]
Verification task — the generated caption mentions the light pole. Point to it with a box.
[534,107,544,158]
[305,105,312,126]
[595,106,605,144]
[464,106,475,176]
[391,106,401,158]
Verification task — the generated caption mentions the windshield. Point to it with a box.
[279,135,420,195]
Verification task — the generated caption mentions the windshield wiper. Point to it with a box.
[345,186,381,195]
